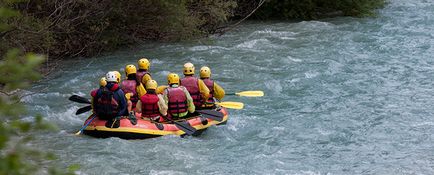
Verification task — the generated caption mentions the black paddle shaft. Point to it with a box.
[196,109,224,122]
[161,115,198,136]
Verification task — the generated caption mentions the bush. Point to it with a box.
[1,0,237,58]
[244,0,386,20]
[1,0,386,59]
[0,4,75,175]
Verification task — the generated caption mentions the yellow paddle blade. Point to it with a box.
[216,101,244,109]
[235,91,264,97]
[75,131,81,135]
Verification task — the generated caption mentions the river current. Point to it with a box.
[25,0,434,174]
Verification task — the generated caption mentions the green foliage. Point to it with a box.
[187,0,237,34]
[0,4,75,175]
[0,49,43,91]
[1,0,386,59]
[251,0,386,20]
[0,6,19,31]
[1,0,237,58]
[0,51,72,174]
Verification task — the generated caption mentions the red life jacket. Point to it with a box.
[166,87,188,114]
[136,70,150,83]
[140,93,160,118]
[121,80,138,102]
[95,87,119,120]
[180,76,202,107]
[202,78,214,101]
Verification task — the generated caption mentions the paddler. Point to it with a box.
[91,71,129,127]
[120,64,146,109]
[114,71,121,84]
[136,58,153,86]
[163,73,195,119]
[199,66,225,108]
[90,77,107,111]
[180,62,209,109]
[135,80,168,122]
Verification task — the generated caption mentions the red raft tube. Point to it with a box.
[81,107,229,139]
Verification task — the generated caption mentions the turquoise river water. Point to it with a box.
[25,0,434,174]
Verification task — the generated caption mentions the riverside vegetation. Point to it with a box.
[2,0,385,59]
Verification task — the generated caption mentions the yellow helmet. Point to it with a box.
[199,66,211,78]
[138,58,150,70]
[125,64,137,76]
[99,77,107,87]
[183,62,195,75]
[167,73,180,85]
[146,80,158,90]
[114,71,121,83]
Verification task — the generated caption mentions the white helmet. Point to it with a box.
[106,71,117,82]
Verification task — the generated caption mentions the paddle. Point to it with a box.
[76,105,92,115]
[215,101,244,109]
[227,91,264,97]
[161,115,198,136]
[75,114,97,135]
[69,95,91,104]
[196,109,224,121]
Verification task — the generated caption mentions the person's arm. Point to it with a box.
[182,87,195,113]
[90,89,100,112]
[198,79,210,101]
[116,90,128,117]
[156,85,167,94]
[136,83,147,97]
[162,90,169,112]
[135,100,142,113]
[157,94,168,116]
[142,74,152,84]
[213,82,225,100]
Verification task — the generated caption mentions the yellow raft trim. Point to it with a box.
[84,114,228,136]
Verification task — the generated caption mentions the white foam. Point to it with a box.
[412,121,434,127]
[305,71,319,79]
[265,80,283,94]
[280,37,297,40]
[149,170,186,175]
[273,126,285,131]
[188,45,229,52]
[227,115,249,132]
[151,59,164,64]
[297,21,335,30]
[189,57,205,63]
[236,39,270,49]
[21,92,63,103]
[253,29,298,39]
[288,78,301,83]
[288,56,302,62]
[47,106,84,124]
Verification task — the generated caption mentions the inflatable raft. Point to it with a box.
[81,107,229,139]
